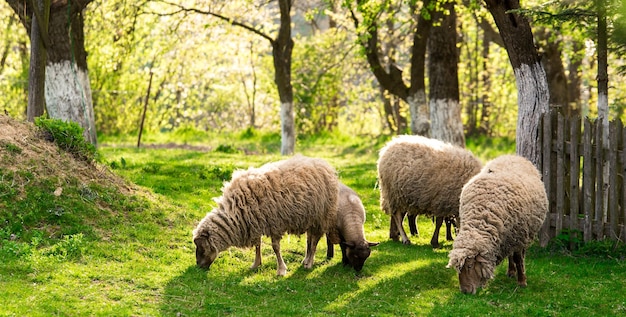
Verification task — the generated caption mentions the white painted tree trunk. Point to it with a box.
[45,61,97,146]
[514,63,550,166]
[280,101,295,155]
[429,98,465,147]
[408,90,429,136]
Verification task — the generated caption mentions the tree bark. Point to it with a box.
[274,0,295,155]
[535,28,569,115]
[428,2,464,147]
[408,0,432,136]
[483,0,550,166]
[27,0,50,122]
[8,0,98,146]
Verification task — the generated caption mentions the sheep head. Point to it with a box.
[342,241,379,271]
[447,249,494,294]
[193,232,218,269]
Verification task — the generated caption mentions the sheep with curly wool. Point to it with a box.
[192,155,339,276]
[325,183,379,272]
[377,135,482,248]
[447,154,548,294]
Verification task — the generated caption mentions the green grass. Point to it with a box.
[2,129,626,316]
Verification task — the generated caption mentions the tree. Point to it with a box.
[26,0,50,121]
[348,0,433,136]
[158,0,296,155]
[428,1,464,146]
[483,0,550,166]
[7,0,98,146]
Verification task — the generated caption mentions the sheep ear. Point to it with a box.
[475,255,494,279]
[341,241,356,248]
[368,241,380,247]
[446,249,466,271]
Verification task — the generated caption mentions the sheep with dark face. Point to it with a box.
[250,183,379,273]
[325,183,379,272]
[192,155,339,276]
[447,155,548,294]
[377,135,482,248]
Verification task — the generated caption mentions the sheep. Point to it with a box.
[446,154,549,294]
[192,154,339,276]
[377,135,482,248]
[249,183,379,273]
[325,182,379,272]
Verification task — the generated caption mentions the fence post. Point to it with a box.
[555,113,565,236]
[583,119,594,242]
[540,111,553,247]
[608,120,621,239]
[570,115,581,244]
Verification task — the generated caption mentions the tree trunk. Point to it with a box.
[274,0,295,155]
[8,0,97,146]
[408,0,432,136]
[567,40,583,117]
[536,28,569,115]
[27,0,50,122]
[428,2,464,147]
[596,0,609,222]
[483,0,550,166]
[350,0,432,136]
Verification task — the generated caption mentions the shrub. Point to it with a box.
[35,118,97,163]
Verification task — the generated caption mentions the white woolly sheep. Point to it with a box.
[447,154,548,294]
[192,155,339,276]
[377,135,482,248]
[325,183,379,271]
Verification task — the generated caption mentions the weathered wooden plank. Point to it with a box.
[582,118,594,242]
[570,115,581,242]
[619,127,626,241]
[540,111,554,247]
[595,118,605,240]
[608,120,621,239]
[555,113,565,235]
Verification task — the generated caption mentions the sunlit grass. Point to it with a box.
[3,128,626,316]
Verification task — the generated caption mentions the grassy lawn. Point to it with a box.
[2,127,626,316]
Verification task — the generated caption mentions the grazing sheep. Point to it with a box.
[447,155,549,294]
[377,135,482,248]
[192,155,339,276]
[325,183,379,272]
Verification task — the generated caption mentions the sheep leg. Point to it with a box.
[392,212,411,245]
[339,242,350,266]
[326,235,334,259]
[271,236,287,276]
[430,216,444,248]
[445,216,455,241]
[250,244,262,270]
[408,214,419,236]
[507,255,517,278]
[389,212,405,240]
[303,231,323,269]
[512,250,527,287]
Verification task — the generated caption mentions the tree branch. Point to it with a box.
[152,0,274,44]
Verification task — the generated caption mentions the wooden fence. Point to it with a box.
[538,110,626,246]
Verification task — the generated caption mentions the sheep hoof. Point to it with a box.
[276,268,287,276]
[402,240,411,245]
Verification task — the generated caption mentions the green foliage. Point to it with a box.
[3,131,626,315]
[214,144,240,154]
[42,233,86,260]
[1,141,22,154]
[34,117,98,163]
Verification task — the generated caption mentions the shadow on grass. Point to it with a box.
[160,240,459,316]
